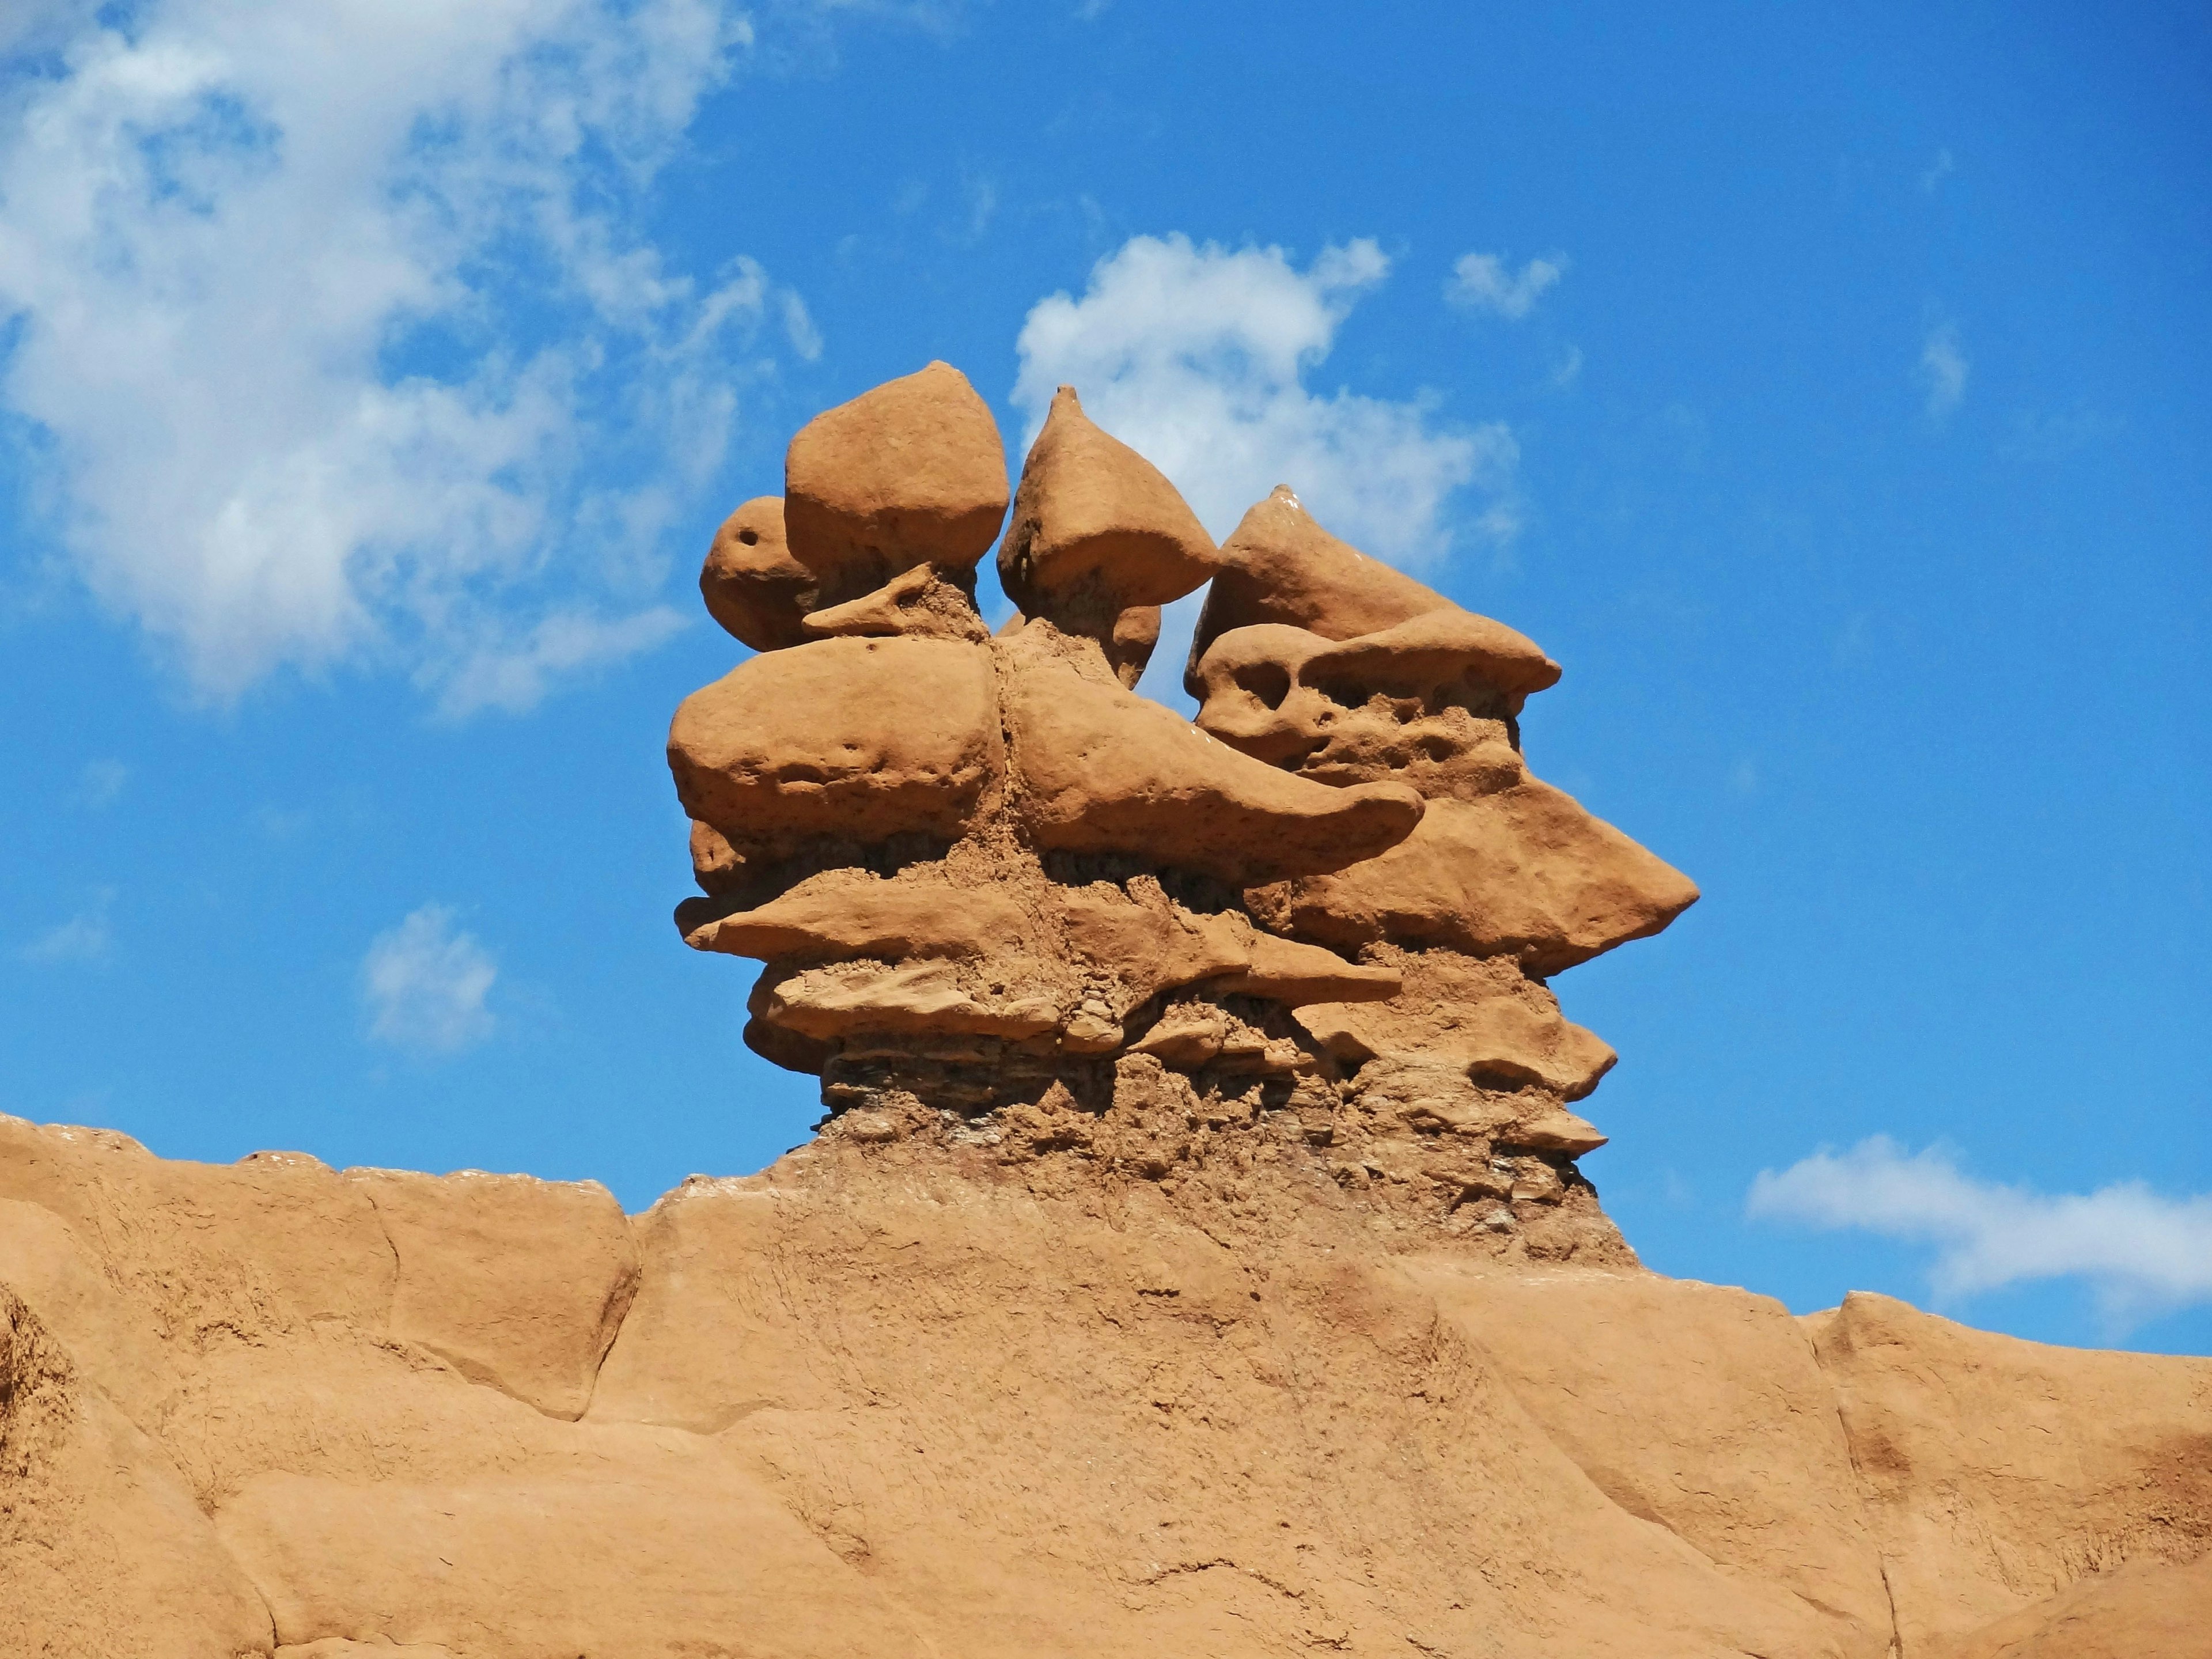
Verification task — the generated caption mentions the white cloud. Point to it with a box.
[434,603,687,718]
[1014,234,1514,706]
[21,887,115,963]
[1921,147,1955,194]
[1748,1137,2212,1323]
[0,0,801,710]
[1919,323,1969,418]
[1015,233,1510,566]
[362,904,497,1054]
[1445,251,1567,320]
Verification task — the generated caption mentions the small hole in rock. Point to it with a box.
[738,529,760,546]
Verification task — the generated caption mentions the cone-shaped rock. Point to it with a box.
[700,497,816,652]
[784,362,1009,606]
[1185,486,1455,694]
[999,387,1218,623]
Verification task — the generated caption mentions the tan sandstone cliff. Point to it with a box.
[5,1111,2210,1658]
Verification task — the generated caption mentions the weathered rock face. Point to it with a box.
[6,1113,2209,1657]
[667,362,1703,1242]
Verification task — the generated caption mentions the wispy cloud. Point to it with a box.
[363,904,497,1055]
[1749,1137,2212,1325]
[74,759,128,807]
[1016,233,1511,565]
[1445,251,1567,320]
[434,604,688,719]
[21,888,116,964]
[1921,147,1955,194]
[0,0,803,711]
[1919,323,1969,419]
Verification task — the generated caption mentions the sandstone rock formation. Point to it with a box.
[670,366,1700,1249]
[10,365,2202,1656]
[6,1114,2209,1657]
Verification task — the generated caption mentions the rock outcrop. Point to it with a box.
[668,366,1702,1252]
[6,1114,2210,1657]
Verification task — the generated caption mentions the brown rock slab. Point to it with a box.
[757,959,1060,1042]
[1407,1262,1895,1651]
[0,1116,395,1349]
[783,361,1009,604]
[1185,485,1455,690]
[1263,780,1699,975]
[346,1168,640,1421]
[668,635,1002,854]
[998,385,1217,622]
[218,1456,926,1659]
[1294,945,1618,1100]
[1937,1550,2212,1658]
[2,1285,273,1658]
[1807,1290,2212,1654]
[699,495,816,652]
[1208,930,1402,1006]
[682,866,1032,964]
[585,1168,1894,1658]
[997,631,1425,887]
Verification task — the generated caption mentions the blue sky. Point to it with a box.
[2,1,2206,1354]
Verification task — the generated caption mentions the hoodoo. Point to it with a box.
[667,370,1694,1251]
[6,365,2207,1659]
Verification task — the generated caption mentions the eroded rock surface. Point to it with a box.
[665,363,1703,1233]
[6,1114,2209,1657]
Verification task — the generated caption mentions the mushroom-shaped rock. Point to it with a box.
[1185,486,1454,692]
[999,387,1218,626]
[801,563,987,643]
[1255,779,1699,976]
[783,362,1009,606]
[678,866,1031,964]
[995,634,1424,888]
[668,636,1001,855]
[700,497,816,652]
[1207,931,1403,1007]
